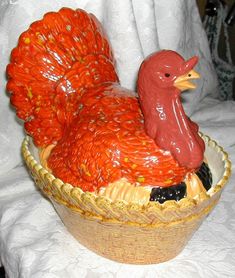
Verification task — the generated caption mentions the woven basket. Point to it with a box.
[22,134,231,264]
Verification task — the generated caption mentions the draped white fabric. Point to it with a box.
[0,0,235,277]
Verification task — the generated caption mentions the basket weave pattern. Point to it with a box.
[21,135,231,264]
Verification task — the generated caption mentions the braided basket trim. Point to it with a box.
[22,134,231,224]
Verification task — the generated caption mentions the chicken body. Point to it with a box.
[48,83,187,191]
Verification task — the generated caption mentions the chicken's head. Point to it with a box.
[138,50,200,93]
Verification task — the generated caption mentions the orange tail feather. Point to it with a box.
[7,8,118,147]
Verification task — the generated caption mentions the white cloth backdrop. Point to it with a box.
[0,0,235,277]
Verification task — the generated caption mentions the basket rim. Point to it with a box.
[21,134,232,223]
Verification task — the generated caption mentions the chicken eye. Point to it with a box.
[165,73,170,77]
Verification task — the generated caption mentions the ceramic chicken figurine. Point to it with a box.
[6,8,212,203]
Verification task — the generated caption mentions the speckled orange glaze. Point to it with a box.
[47,83,189,191]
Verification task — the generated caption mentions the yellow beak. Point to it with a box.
[174,70,200,91]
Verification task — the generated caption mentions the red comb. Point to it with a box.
[180,56,199,74]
